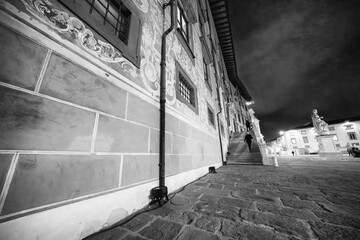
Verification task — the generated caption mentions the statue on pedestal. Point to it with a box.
[311,109,330,135]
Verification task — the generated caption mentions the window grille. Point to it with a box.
[179,74,195,107]
[87,0,131,43]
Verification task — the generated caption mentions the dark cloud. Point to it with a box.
[228,0,360,141]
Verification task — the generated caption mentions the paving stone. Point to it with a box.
[277,186,322,194]
[181,191,203,198]
[84,227,127,240]
[313,211,360,229]
[218,197,255,209]
[122,235,148,240]
[167,210,197,225]
[240,209,310,238]
[310,221,360,240]
[139,219,183,240]
[194,215,221,233]
[295,192,330,203]
[121,213,154,232]
[200,194,221,204]
[231,189,256,198]
[209,183,223,189]
[196,187,231,197]
[193,181,209,187]
[177,227,220,240]
[281,198,324,211]
[147,206,175,217]
[220,219,288,240]
[252,183,280,191]
[257,189,296,199]
[256,202,318,221]
[193,202,239,220]
[317,202,360,216]
[323,196,360,208]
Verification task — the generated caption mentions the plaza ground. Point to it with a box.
[85,157,360,240]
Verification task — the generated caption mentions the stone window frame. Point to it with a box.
[348,132,357,140]
[291,138,297,144]
[175,62,198,114]
[328,126,335,131]
[175,1,195,61]
[203,58,211,90]
[207,104,216,128]
[302,136,309,143]
[301,130,306,134]
[59,0,142,67]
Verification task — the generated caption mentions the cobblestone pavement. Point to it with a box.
[85,158,360,240]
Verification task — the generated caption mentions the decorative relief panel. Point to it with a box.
[20,0,137,77]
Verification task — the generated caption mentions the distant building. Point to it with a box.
[270,116,360,155]
[0,0,253,239]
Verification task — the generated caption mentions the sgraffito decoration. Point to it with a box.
[20,0,136,77]
[140,23,161,96]
[131,0,149,13]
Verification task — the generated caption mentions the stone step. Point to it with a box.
[227,162,263,165]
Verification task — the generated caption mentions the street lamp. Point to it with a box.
[279,130,284,135]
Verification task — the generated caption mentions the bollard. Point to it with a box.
[273,156,278,167]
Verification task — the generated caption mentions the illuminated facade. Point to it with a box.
[0,0,252,239]
[271,116,360,155]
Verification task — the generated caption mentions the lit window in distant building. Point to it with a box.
[301,130,306,134]
[302,136,309,143]
[328,126,335,131]
[291,138,296,144]
[333,134,339,141]
[352,143,360,147]
[348,132,357,140]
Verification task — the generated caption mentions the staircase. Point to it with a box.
[226,131,263,165]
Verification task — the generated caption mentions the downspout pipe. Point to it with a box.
[151,0,177,205]
[216,87,225,165]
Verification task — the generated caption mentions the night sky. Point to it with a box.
[227,0,360,141]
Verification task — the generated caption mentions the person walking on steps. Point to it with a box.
[244,132,253,152]
[246,120,251,131]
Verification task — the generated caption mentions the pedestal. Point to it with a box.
[316,134,342,160]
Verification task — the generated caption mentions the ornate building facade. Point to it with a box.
[0,0,252,239]
[270,116,360,155]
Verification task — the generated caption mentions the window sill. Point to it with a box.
[175,29,195,63]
